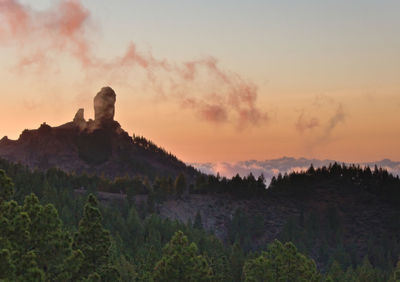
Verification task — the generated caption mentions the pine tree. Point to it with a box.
[174,173,187,197]
[115,255,137,281]
[0,249,15,280]
[356,256,378,282]
[0,169,14,202]
[194,211,203,230]
[326,260,345,282]
[125,206,144,254]
[390,259,400,282]
[17,251,45,282]
[153,231,212,281]
[0,171,77,281]
[243,240,320,282]
[73,194,119,280]
[230,241,245,282]
[23,194,72,278]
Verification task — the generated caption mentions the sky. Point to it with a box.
[0,0,399,164]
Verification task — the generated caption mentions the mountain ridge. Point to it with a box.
[0,87,197,180]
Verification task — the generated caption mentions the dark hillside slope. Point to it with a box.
[159,179,399,269]
[177,163,400,269]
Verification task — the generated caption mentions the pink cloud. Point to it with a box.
[0,0,269,128]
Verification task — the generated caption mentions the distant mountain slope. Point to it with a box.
[0,87,197,180]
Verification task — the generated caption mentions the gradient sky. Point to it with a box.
[1,0,399,163]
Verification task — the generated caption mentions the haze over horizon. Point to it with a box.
[1,0,399,164]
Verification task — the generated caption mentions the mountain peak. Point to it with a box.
[0,86,197,180]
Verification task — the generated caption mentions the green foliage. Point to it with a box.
[0,190,75,280]
[0,172,122,281]
[0,248,15,280]
[115,255,137,281]
[243,240,321,282]
[0,169,14,202]
[390,260,400,282]
[269,162,400,204]
[153,231,212,281]
[174,173,187,197]
[73,194,117,280]
[18,251,45,282]
[277,204,399,272]
[326,260,345,281]
[230,241,245,282]
[0,161,398,281]
[355,256,381,282]
[194,211,203,230]
[228,209,264,251]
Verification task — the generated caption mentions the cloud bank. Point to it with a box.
[191,157,400,184]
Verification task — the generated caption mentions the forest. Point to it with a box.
[0,157,400,281]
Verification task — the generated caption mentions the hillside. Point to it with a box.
[0,87,197,180]
[1,156,399,274]
[111,167,400,270]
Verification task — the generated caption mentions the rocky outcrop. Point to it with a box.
[94,86,116,126]
[0,136,12,146]
[0,86,197,180]
[73,108,85,123]
[73,108,86,129]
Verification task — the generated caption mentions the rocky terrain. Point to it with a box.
[0,87,197,180]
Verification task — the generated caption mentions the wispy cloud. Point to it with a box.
[325,103,345,135]
[0,0,269,128]
[295,111,320,133]
[295,95,346,151]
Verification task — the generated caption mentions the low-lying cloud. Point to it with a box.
[0,0,268,128]
[191,157,400,184]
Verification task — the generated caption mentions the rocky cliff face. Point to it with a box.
[0,87,197,180]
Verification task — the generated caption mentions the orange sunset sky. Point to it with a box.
[0,0,399,163]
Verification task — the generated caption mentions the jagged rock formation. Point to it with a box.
[73,108,85,123]
[73,108,86,130]
[94,87,116,126]
[0,87,197,180]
